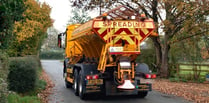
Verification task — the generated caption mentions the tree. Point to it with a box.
[70,0,209,77]
[10,0,53,56]
[68,7,91,24]
[41,26,59,50]
[0,0,25,49]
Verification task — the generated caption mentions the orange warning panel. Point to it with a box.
[92,19,155,45]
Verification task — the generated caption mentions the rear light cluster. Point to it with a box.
[151,74,156,78]
[86,74,99,80]
[145,74,156,79]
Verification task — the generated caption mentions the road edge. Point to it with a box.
[38,69,55,103]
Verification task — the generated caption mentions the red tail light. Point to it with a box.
[93,75,99,79]
[86,75,92,80]
[145,74,151,79]
[151,74,156,79]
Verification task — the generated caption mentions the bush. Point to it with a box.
[39,50,64,59]
[8,57,38,93]
[27,76,47,95]
[0,50,9,103]
[36,79,46,90]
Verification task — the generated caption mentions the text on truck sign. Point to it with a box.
[93,21,154,28]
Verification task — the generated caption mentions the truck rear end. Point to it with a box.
[58,5,158,99]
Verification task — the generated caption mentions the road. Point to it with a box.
[41,60,192,103]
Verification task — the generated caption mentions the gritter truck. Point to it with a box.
[58,5,158,99]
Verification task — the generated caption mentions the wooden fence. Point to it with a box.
[172,63,209,78]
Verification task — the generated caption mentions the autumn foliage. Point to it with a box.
[0,0,25,49]
[14,0,52,42]
[10,0,53,56]
[0,0,53,56]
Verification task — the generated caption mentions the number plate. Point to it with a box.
[87,79,103,85]
[140,78,154,84]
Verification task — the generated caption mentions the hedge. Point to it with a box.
[0,50,9,103]
[39,50,64,59]
[8,56,38,93]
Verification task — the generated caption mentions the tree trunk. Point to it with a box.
[151,37,162,75]
[151,0,162,75]
[160,33,170,78]
[160,45,170,77]
[158,1,172,78]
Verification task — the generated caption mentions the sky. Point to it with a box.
[39,0,98,32]
[39,0,72,32]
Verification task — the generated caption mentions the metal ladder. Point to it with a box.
[98,44,110,71]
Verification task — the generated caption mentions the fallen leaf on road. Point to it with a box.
[38,70,55,103]
[153,79,209,103]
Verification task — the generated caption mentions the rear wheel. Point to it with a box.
[78,71,86,99]
[73,69,79,96]
[138,91,148,98]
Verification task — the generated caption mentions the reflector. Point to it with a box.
[151,74,156,79]
[141,14,146,17]
[93,75,99,79]
[86,75,92,80]
[117,80,135,90]
[145,74,151,79]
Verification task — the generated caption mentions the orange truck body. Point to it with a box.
[58,5,157,99]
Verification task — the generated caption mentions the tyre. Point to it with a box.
[73,69,79,96]
[138,91,148,98]
[78,71,86,99]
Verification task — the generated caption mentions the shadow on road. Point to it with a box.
[85,94,144,101]
[67,88,145,101]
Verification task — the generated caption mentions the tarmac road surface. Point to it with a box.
[41,60,192,103]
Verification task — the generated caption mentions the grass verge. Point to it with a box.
[8,93,40,103]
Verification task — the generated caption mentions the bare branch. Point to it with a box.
[169,30,209,44]
[117,1,125,6]
[122,2,139,14]
[158,1,165,9]
[134,2,152,18]
[155,9,163,22]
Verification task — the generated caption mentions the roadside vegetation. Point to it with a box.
[7,56,47,103]
[39,50,64,60]
[0,0,52,102]
[0,51,9,103]
[8,94,40,103]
